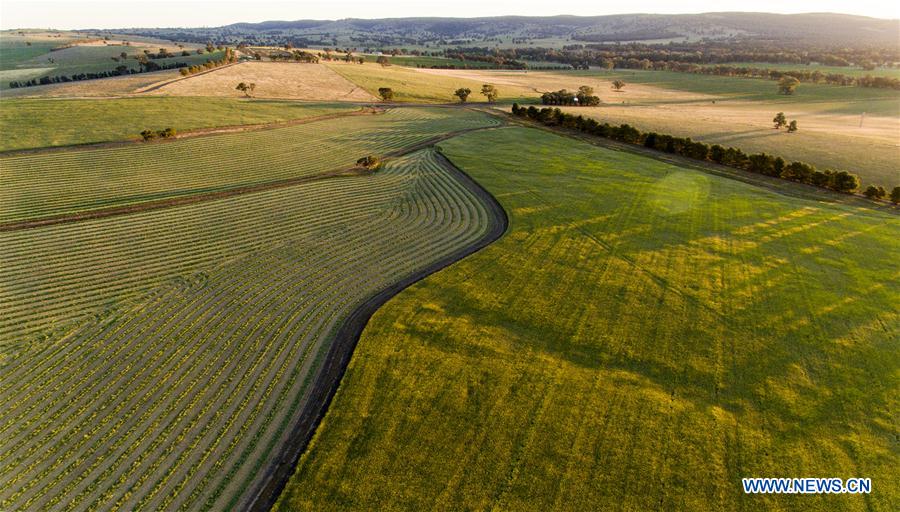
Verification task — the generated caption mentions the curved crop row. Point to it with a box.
[0,147,502,511]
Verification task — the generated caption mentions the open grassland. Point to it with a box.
[406,68,900,186]
[0,107,500,223]
[148,62,377,101]
[0,97,356,151]
[325,61,536,103]
[278,126,899,512]
[0,147,500,511]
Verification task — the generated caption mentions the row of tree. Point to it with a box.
[509,104,890,197]
[376,84,499,102]
[9,49,232,89]
[8,60,191,88]
[540,86,601,106]
[178,47,237,76]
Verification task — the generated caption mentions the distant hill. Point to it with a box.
[111,12,900,47]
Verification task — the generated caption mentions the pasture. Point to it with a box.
[0,146,501,511]
[0,97,356,150]
[0,32,211,89]
[148,62,377,101]
[409,68,900,186]
[0,107,500,223]
[278,126,899,512]
[0,68,183,98]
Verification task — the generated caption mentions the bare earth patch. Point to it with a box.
[146,62,378,101]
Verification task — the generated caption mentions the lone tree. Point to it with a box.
[378,87,394,101]
[611,80,625,91]
[480,84,498,103]
[890,186,900,204]
[376,55,390,66]
[787,120,798,132]
[454,87,471,103]
[356,155,382,170]
[773,112,787,129]
[778,76,800,95]
[236,82,256,97]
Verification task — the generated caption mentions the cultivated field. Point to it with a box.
[0,97,356,150]
[278,126,899,511]
[0,107,499,223]
[0,139,503,510]
[148,61,378,101]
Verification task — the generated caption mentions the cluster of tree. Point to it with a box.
[511,104,876,195]
[267,49,320,63]
[236,82,256,97]
[356,155,382,170]
[178,48,236,76]
[378,87,394,101]
[140,127,176,141]
[863,185,900,203]
[772,112,798,132]
[540,86,601,106]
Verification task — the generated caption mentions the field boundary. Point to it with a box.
[244,149,509,512]
[486,109,899,213]
[133,61,241,93]
[0,122,503,232]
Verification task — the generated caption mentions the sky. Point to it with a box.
[1,0,897,30]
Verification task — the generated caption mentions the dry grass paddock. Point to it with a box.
[146,61,378,101]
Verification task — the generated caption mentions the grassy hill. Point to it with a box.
[277,126,899,511]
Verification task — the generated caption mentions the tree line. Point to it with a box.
[9,49,233,89]
[509,104,900,199]
[532,41,900,70]
[178,48,237,76]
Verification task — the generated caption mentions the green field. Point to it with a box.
[0,97,357,151]
[278,126,899,511]
[0,143,500,510]
[573,69,900,116]
[1,44,225,90]
[0,39,61,70]
[0,107,500,222]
